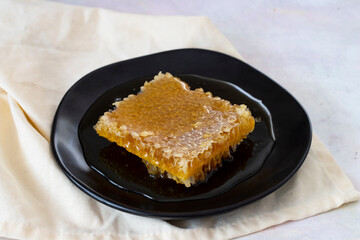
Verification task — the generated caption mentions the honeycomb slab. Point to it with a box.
[94,72,255,187]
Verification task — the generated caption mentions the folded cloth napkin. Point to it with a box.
[0,0,359,239]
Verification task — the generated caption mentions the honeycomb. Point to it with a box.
[94,72,255,187]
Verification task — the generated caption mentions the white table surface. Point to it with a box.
[13,1,359,239]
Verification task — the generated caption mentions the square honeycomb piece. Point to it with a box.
[94,72,255,187]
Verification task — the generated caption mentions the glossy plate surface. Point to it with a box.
[51,49,312,219]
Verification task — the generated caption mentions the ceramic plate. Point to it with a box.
[51,49,311,219]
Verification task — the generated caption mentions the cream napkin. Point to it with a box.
[0,0,359,239]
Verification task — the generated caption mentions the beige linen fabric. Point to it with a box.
[0,0,359,239]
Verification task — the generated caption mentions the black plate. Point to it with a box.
[51,48,312,219]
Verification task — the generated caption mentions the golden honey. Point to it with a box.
[94,72,255,187]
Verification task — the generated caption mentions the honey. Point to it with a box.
[94,72,255,187]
